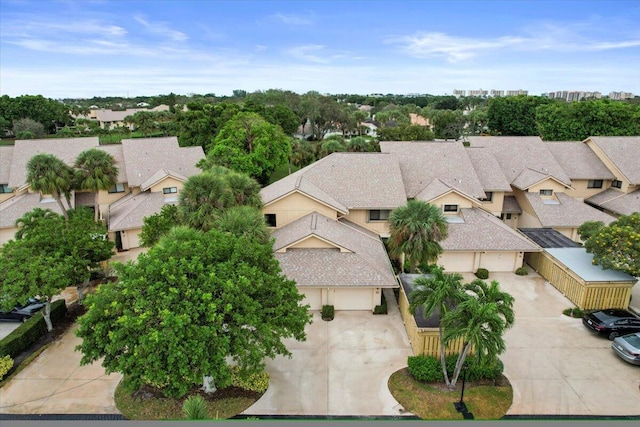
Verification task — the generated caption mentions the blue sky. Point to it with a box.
[1,0,639,99]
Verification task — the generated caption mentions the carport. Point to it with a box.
[520,228,636,310]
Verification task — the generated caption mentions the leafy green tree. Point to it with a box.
[75,226,311,398]
[175,102,241,149]
[346,136,373,152]
[0,95,71,134]
[387,200,448,273]
[577,220,605,242]
[13,118,46,139]
[319,138,347,157]
[442,279,514,387]
[178,167,262,232]
[205,112,291,184]
[140,204,181,247]
[409,267,465,386]
[289,138,316,168]
[213,205,271,244]
[74,149,119,221]
[431,110,464,140]
[536,99,640,141]
[487,95,552,136]
[377,124,435,141]
[1,208,113,328]
[26,153,75,220]
[584,212,640,277]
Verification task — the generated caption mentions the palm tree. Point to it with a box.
[15,208,59,240]
[442,279,515,387]
[408,266,465,387]
[213,205,271,244]
[74,149,119,221]
[388,200,448,273]
[26,153,74,221]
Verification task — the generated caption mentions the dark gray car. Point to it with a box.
[0,298,45,322]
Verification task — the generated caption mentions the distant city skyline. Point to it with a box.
[1,1,639,99]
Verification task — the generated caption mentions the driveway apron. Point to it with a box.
[243,289,414,416]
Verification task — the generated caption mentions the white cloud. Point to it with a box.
[271,12,313,26]
[133,15,188,42]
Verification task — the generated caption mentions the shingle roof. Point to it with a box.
[380,141,486,199]
[524,192,616,227]
[108,191,169,231]
[512,168,561,190]
[587,136,640,184]
[0,146,14,184]
[468,136,572,187]
[0,192,65,228]
[518,228,582,248]
[502,196,522,214]
[94,108,142,123]
[441,208,540,252]
[272,212,397,288]
[465,147,512,191]
[140,169,188,191]
[120,137,204,188]
[546,141,615,180]
[585,188,640,217]
[8,137,100,188]
[261,152,407,210]
[98,144,127,183]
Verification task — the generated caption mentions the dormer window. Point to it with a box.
[264,214,277,227]
[368,210,391,221]
[611,180,622,189]
[539,189,553,196]
[443,204,459,213]
[163,187,178,194]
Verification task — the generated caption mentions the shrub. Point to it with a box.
[465,355,504,382]
[182,395,209,420]
[0,355,14,380]
[0,299,67,358]
[231,366,269,393]
[563,307,586,318]
[515,266,528,276]
[407,355,443,382]
[321,305,334,321]
[373,291,388,315]
[475,268,489,279]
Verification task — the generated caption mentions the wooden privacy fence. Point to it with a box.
[525,251,634,310]
[398,286,470,357]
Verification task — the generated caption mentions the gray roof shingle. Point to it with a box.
[261,152,407,210]
[585,188,640,217]
[108,191,170,231]
[441,208,540,251]
[587,136,640,184]
[121,137,203,188]
[272,212,397,288]
[524,192,616,227]
[546,141,615,180]
[466,147,512,191]
[0,192,65,228]
[468,136,572,188]
[0,146,14,184]
[502,196,522,213]
[380,141,486,199]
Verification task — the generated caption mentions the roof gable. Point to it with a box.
[546,141,615,180]
[586,136,640,184]
[523,192,615,227]
[140,169,188,191]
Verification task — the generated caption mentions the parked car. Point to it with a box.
[611,333,640,365]
[582,309,640,340]
[0,297,45,323]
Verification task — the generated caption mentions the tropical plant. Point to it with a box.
[213,206,271,244]
[74,148,119,221]
[408,267,465,386]
[583,212,640,276]
[442,279,515,388]
[182,395,209,420]
[26,153,74,220]
[387,200,448,273]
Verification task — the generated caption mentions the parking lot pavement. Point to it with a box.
[484,271,640,416]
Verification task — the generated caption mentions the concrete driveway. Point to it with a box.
[243,289,414,417]
[465,271,640,416]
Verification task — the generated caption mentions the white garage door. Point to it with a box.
[333,288,374,311]
[480,252,517,272]
[300,288,322,310]
[439,252,475,272]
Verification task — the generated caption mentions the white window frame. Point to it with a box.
[539,189,553,196]
[368,209,391,221]
[163,187,178,194]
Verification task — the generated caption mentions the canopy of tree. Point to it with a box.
[583,213,640,277]
[75,226,311,398]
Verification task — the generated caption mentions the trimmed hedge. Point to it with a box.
[515,266,528,276]
[475,268,489,279]
[373,291,388,315]
[321,305,334,321]
[0,299,67,358]
[407,353,504,383]
[231,366,269,393]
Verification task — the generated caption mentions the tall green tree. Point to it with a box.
[75,226,311,398]
[1,208,113,329]
[408,267,465,386]
[213,205,271,244]
[139,204,181,247]
[26,153,74,221]
[388,200,448,273]
[487,95,552,136]
[205,112,291,184]
[13,118,46,139]
[442,279,514,387]
[178,167,262,232]
[74,149,119,221]
[583,212,640,277]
